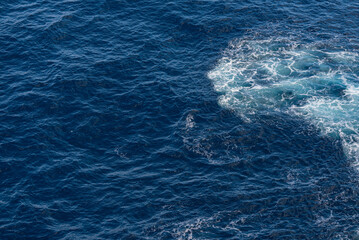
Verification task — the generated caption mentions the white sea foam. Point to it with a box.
[186,113,195,129]
[208,37,359,165]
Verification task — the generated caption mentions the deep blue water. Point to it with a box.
[1,0,359,239]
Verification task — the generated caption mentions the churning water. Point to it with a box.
[208,36,359,167]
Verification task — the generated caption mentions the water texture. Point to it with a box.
[1,0,359,239]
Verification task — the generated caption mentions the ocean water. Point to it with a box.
[1,0,359,239]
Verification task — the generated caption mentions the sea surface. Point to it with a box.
[1,0,359,239]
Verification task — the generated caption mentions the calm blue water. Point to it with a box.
[1,0,359,239]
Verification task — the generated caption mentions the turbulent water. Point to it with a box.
[208,36,359,165]
[1,0,359,239]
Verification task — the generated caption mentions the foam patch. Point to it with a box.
[208,38,359,164]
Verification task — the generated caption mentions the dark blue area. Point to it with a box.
[1,0,359,239]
